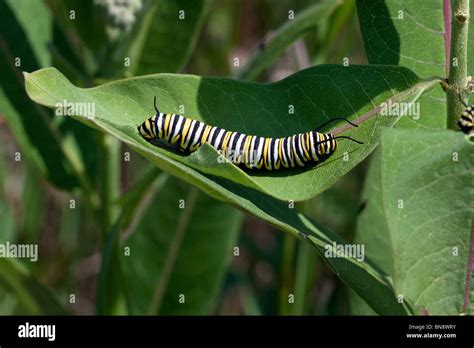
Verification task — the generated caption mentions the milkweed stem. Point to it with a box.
[446,0,470,129]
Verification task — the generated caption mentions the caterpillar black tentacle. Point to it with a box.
[138,99,363,170]
[154,96,160,114]
[314,117,359,131]
[332,135,364,145]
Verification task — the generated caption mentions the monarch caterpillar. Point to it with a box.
[456,92,474,134]
[458,106,474,134]
[138,97,363,170]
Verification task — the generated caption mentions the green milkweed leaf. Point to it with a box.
[354,128,473,315]
[24,66,440,201]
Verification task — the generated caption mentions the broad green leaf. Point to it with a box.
[24,66,440,201]
[235,0,341,80]
[358,0,474,75]
[357,0,446,129]
[357,0,446,76]
[349,287,378,315]
[0,259,68,315]
[121,178,243,315]
[0,0,80,190]
[353,128,473,315]
[2,0,51,68]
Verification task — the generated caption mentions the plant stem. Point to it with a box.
[292,241,312,315]
[279,233,296,314]
[447,0,470,129]
[98,133,120,238]
[291,200,320,315]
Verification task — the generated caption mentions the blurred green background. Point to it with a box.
[0,0,371,315]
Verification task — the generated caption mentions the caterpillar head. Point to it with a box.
[137,118,154,141]
[314,132,337,157]
[327,133,337,153]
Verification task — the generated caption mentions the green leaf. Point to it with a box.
[121,178,243,315]
[357,0,474,80]
[354,128,473,315]
[2,0,52,68]
[357,0,446,76]
[357,0,446,129]
[235,0,341,80]
[24,66,440,201]
[0,0,81,190]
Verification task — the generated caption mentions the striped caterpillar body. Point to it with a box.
[458,106,474,134]
[138,97,362,170]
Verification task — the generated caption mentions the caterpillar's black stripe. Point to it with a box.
[138,103,362,170]
[458,106,474,134]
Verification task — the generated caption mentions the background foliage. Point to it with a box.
[0,0,472,315]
